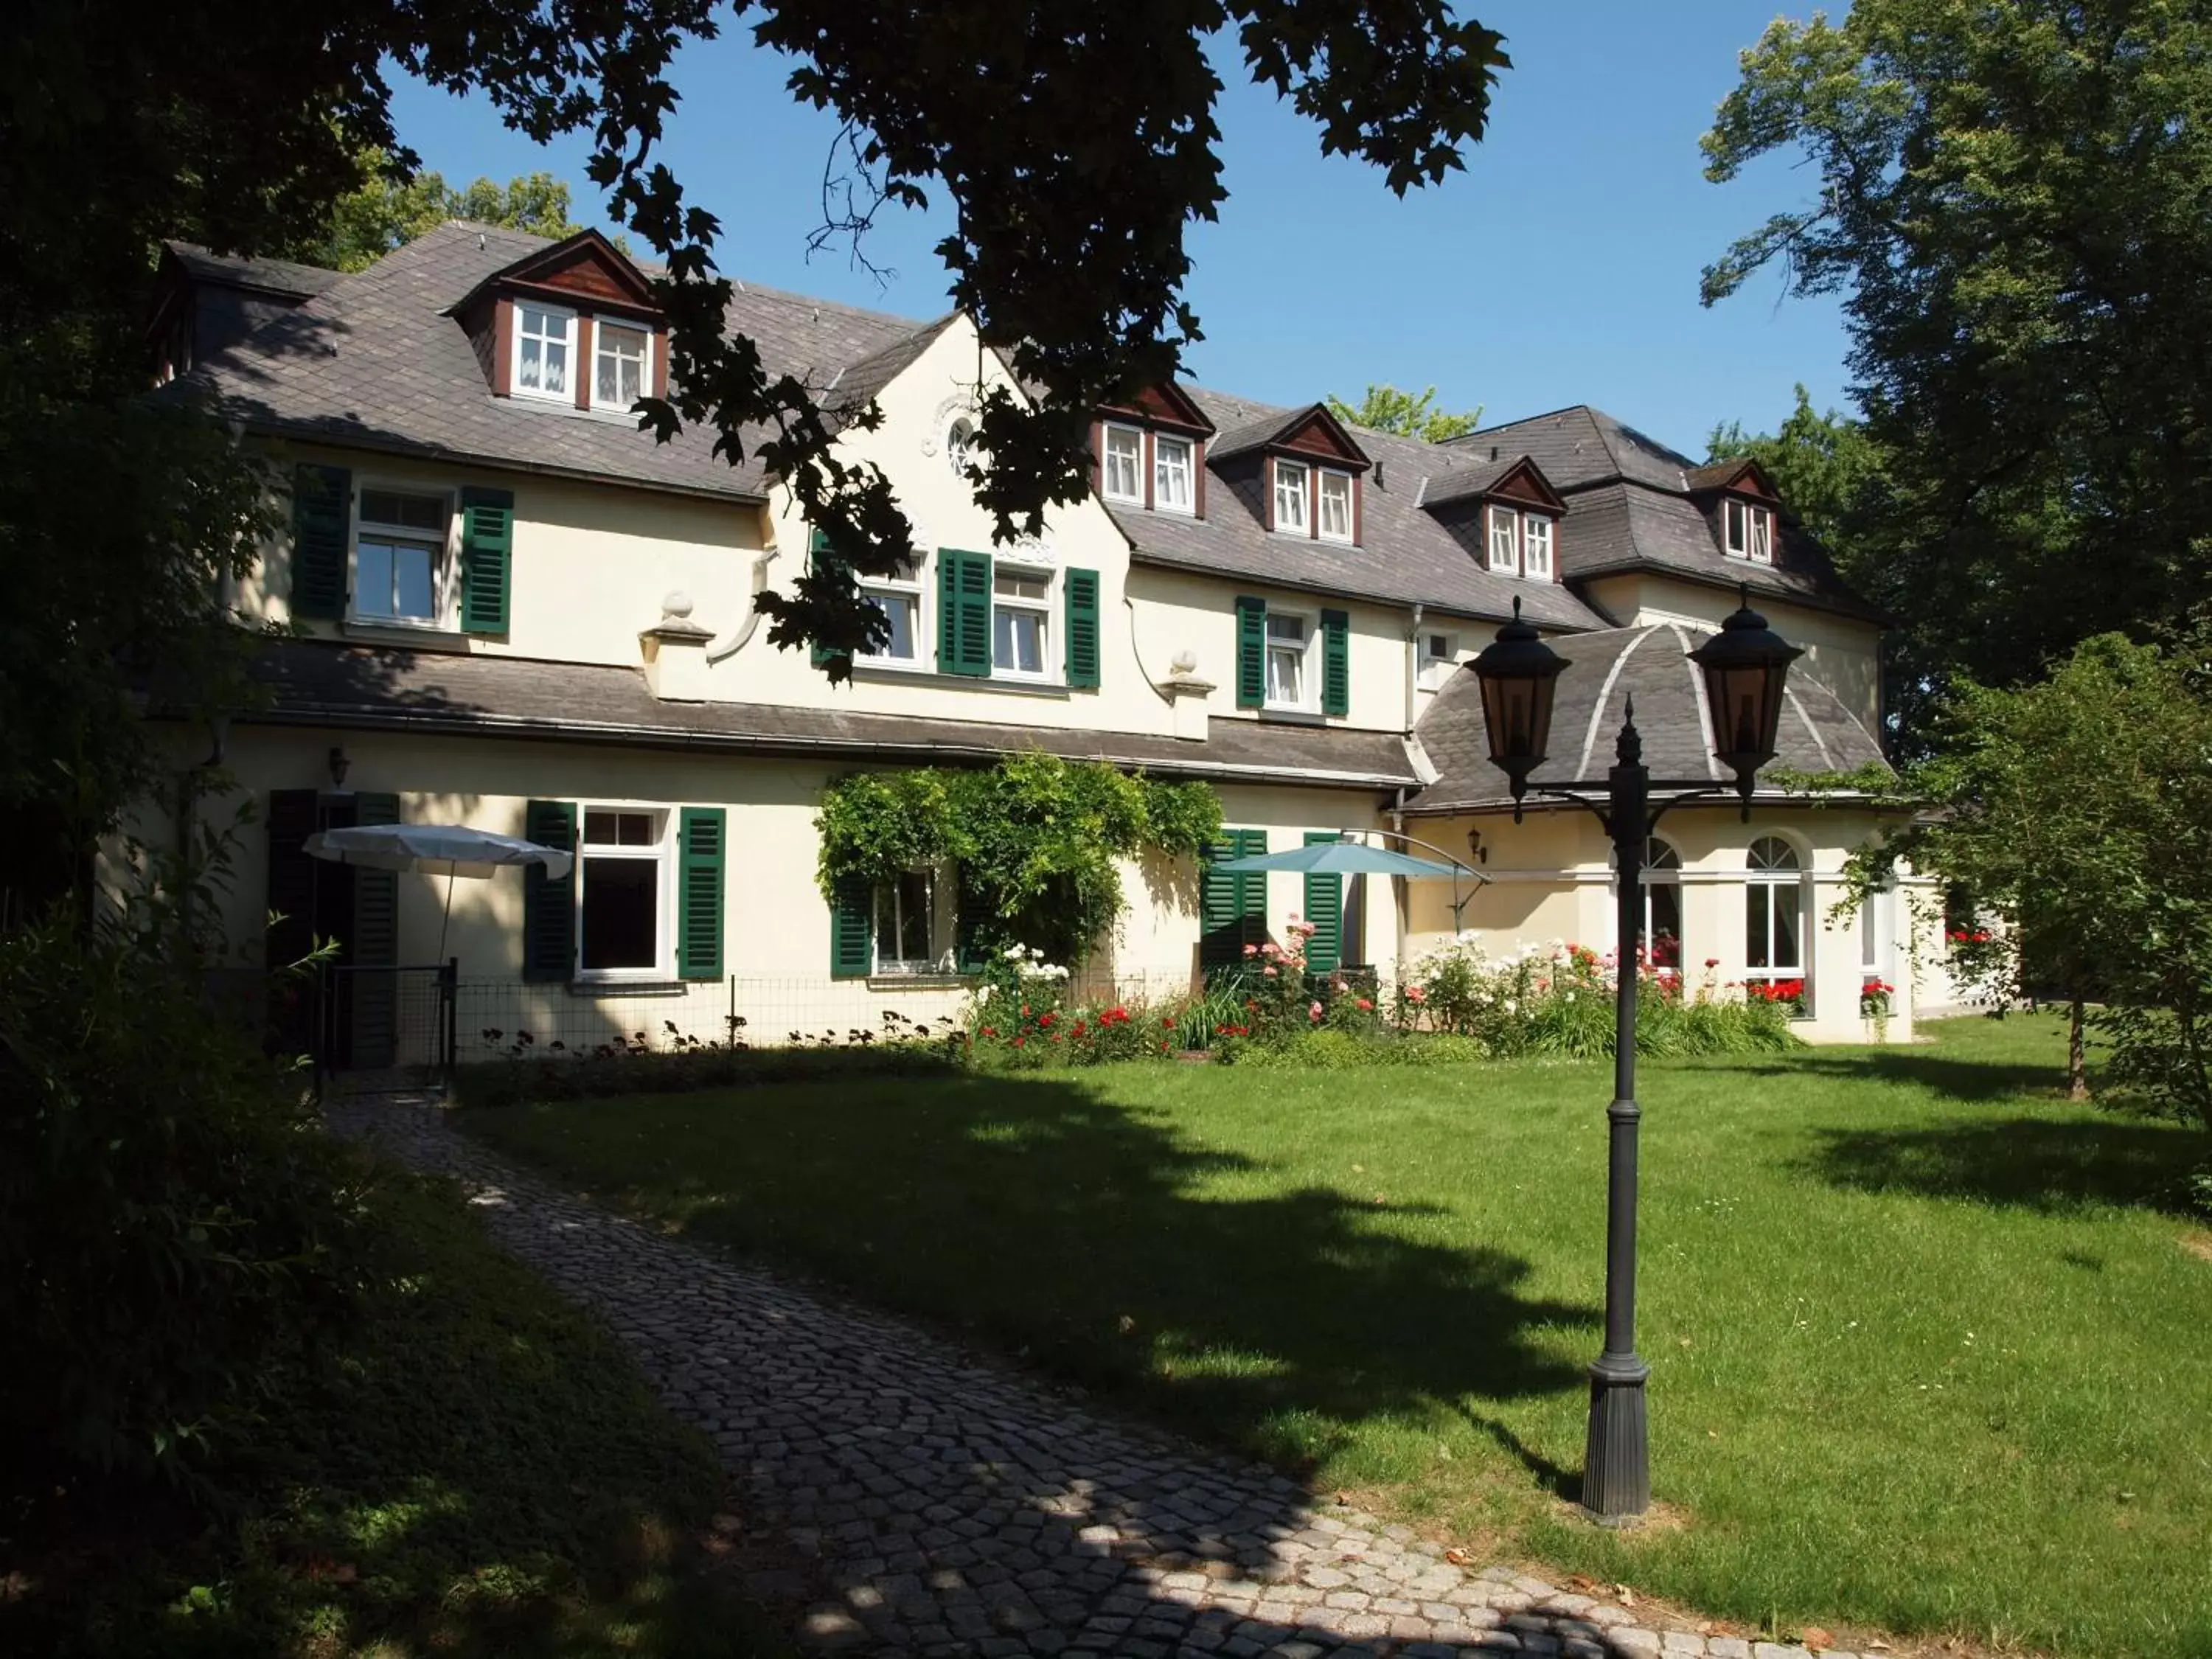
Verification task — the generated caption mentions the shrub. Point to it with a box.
[0,917,384,1499]
[1222,1029,1486,1068]
[453,1037,958,1106]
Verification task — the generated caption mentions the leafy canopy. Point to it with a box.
[1325,383,1484,443]
[1701,0,2212,740]
[815,756,1222,967]
[302,149,598,274]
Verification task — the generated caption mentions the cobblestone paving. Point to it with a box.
[333,1095,1849,1659]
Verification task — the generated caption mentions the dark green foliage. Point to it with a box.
[0,917,383,1496]
[4,1175,781,1658]
[453,1037,961,1109]
[815,755,1222,966]
[1703,1,2212,742]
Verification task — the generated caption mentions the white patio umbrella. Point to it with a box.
[303,823,574,962]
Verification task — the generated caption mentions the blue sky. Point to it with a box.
[384,0,1851,451]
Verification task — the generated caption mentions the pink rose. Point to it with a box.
[1242,943,1259,957]
[1262,965,1279,978]
[1309,1001,1324,1022]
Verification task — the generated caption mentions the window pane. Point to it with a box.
[356,540,395,617]
[597,324,648,406]
[1648,884,1683,969]
[1523,515,1553,576]
[581,858,657,970]
[1318,473,1352,538]
[1267,645,1303,704]
[994,608,1045,673]
[360,490,443,532]
[541,338,567,394]
[392,543,435,620]
[1747,885,1771,969]
[897,870,931,961]
[994,569,1048,601]
[1773,884,1803,969]
[518,336,542,391]
[1489,509,1518,571]
[1155,437,1192,509]
[1266,614,1305,644]
[1275,464,1308,530]
[1726,498,1747,553]
[864,591,917,660]
[1104,428,1141,498]
[1749,835,1798,871]
[1751,509,1773,561]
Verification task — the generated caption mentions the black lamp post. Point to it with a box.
[1470,591,1801,1523]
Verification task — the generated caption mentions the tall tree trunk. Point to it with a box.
[2067,996,2089,1101]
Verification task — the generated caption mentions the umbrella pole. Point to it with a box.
[437,861,456,963]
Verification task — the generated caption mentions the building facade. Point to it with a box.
[145,223,1940,1060]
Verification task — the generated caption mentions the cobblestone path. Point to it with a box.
[333,1095,1852,1659]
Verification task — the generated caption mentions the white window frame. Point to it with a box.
[1317,469,1354,543]
[990,560,1054,682]
[1420,630,1459,689]
[1101,424,1144,504]
[1263,607,1315,712]
[1153,434,1194,515]
[1725,497,1775,563]
[349,482,456,630]
[1641,837,1683,978]
[874,864,952,975]
[1486,504,1520,574]
[512,301,578,403]
[859,552,926,669]
[1745,835,1808,1002]
[574,804,675,984]
[589,317,656,413]
[1520,512,1555,580]
[1273,459,1310,535]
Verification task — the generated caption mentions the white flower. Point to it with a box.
[1003,945,1028,960]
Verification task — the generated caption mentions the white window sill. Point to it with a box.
[866,973,972,991]
[1102,492,1145,509]
[1259,706,1326,725]
[568,976,686,996]
[1317,532,1356,547]
[344,619,469,650]
[850,664,1070,699]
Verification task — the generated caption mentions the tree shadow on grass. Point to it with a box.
[477,1071,1595,1474]
[1713,1048,2070,1105]
[1800,1116,2203,1217]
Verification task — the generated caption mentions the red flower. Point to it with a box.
[1013,1036,1026,1048]
[1162,1016,1176,1029]
[981,1026,996,1037]
[1039,1011,1056,1028]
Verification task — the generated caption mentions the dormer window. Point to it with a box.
[1725,498,1775,563]
[1102,424,1144,503]
[514,303,576,401]
[1318,470,1354,543]
[1274,459,1310,534]
[1486,505,1558,579]
[1154,435,1194,513]
[593,320,653,411]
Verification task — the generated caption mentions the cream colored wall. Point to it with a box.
[1399,806,1916,1043]
[237,441,767,662]
[1580,572,1882,733]
[184,725,1402,1041]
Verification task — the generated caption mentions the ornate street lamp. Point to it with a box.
[1470,587,1800,1523]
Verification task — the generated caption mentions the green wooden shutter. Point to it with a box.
[459,485,515,635]
[830,877,874,979]
[1302,830,1343,975]
[291,464,349,621]
[1234,596,1267,709]
[1065,567,1101,688]
[939,549,993,676]
[1200,829,1267,968]
[1320,608,1350,717]
[676,807,726,980]
[349,792,402,1067]
[809,529,852,672]
[523,799,576,982]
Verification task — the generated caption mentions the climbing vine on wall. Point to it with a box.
[815,753,1222,965]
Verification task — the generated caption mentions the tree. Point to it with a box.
[1326,383,1483,443]
[1864,633,2212,1119]
[1700,0,2212,745]
[305,150,594,273]
[4,0,1509,904]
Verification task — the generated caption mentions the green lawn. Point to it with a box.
[462,1017,2212,1659]
[6,1172,788,1659]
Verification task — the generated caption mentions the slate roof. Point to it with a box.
[237,639,1424,790]
[1110,385,1607,631]
[165,242,345,301]
[1453,406,1887,623]
[1406,622,1889,813]
[174,223,923,504]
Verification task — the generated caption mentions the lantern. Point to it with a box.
[1471,597,1571,808]
[1687,588,1802,803]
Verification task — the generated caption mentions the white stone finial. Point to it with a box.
[1169,649,1198,676]
[661,590,695,620]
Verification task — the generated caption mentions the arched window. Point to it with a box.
[1643,837,1683,973]
[1745,835,1805,1009]
[947,416,979,476]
